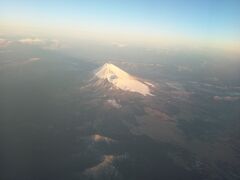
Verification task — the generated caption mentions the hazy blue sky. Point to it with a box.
[1,0,240,52]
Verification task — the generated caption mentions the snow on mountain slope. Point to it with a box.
[94,63,154,96]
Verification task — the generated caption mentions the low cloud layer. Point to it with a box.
[18,37,62,50]
[213,96,239,102]
[112,42,127,48]
[107,99,122,109]
[84,155,116,178]
[90,134,116,144]
[23,57,41,64]
[0,37,63,51]
[0,38,12,48]
[19,38,44,45]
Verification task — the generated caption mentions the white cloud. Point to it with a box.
[43,39,62,50]
[23,57,41,64]
[90,134,115,143]
[112,42,127,48]
[213,96,239,102]
[107,99,121,108]
[83,154,127,178]
[177,65,192,72]
[28,57,41,62]
[84,155,118,178]
[0,38,12,48]
[18,38,63,50]
[18,38,44,45]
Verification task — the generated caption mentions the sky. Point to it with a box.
[1,0,240,53]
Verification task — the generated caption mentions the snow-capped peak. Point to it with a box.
[95,63,130,81]
[95,63,154,96]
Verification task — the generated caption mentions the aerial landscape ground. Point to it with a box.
[1,1,240,180]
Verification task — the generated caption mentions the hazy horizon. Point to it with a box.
[1,0,240,56]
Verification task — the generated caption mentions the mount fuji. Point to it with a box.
[92,63,154,96]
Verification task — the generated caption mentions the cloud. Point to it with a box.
[0,38,12,48]
[23,57,41,64]
[18,38,44,45]
[83,155,124,179]
[28,57,41,62]
[90,134,116,144]
[84,155,115,176]
[107,99,121,108]
[43,39,62,50]
[213,96,239,102]
[18,38,63,50]
[112,42,127,48]
[177,65,192,72]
